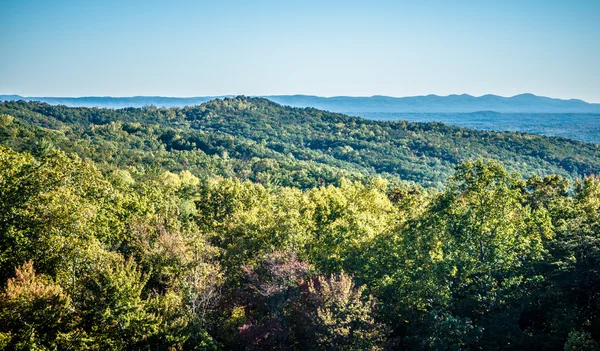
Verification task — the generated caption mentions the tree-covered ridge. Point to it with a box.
[1,98,600,349]
[0,145,599,350]
[1,97,600,188]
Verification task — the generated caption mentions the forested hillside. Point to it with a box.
[1,97,600,188]
[0,98,599,350]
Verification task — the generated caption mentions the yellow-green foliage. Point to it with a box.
[0,144,599,350]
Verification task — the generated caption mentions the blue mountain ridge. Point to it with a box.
[1,93,599,113]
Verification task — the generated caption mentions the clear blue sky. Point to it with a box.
[1,0,599,102]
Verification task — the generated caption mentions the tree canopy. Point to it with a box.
[0,99,599,349]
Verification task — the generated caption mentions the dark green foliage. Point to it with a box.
[0,99,599,349]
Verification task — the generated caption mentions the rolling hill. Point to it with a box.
[1,96,599,188]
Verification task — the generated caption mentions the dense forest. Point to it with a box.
[1,97,600,188]
[0,98,599,350]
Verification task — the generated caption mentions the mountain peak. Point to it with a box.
[513,93,537,98]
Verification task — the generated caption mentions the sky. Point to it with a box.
[1,0,599,102]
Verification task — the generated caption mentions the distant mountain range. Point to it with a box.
[1,93,599,113]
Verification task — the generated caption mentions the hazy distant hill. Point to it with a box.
[2,93,599,113]
[266,94,600,113]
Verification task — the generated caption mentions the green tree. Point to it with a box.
[0,261,82,350]
[297,272,389,350]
